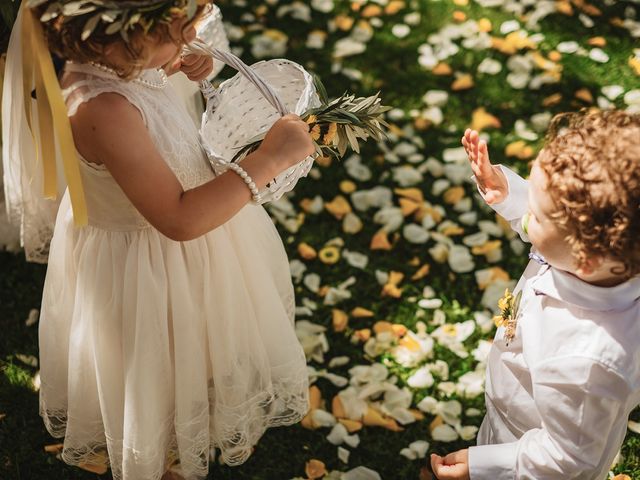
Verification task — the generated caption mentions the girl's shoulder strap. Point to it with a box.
[61,63,149,125]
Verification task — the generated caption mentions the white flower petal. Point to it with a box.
[338,446,350,463]
[400,447,418,460]
[312,409,338,428]
[342,466,382,480]
[407,367,435,388]
[409,440,430,459]
[327,422,349,445]
[431,424,459,442]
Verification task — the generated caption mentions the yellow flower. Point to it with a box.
[443,324,458,336]
[497,288,513,312]
[322,122,338,145]
[310,124,322,142]
[493,315,506,328]
[319,246,341,264]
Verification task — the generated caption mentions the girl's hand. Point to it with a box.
[258,114,316,173]
[430,450,470,480]
[179,54,214,82]
[462,129,508,205]
[165,54,214,82]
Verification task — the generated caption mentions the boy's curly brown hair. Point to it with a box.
[538,109,640,278]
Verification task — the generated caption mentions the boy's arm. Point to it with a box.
[475,165,530,242]
[468,356,629,479]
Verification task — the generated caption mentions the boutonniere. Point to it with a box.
[492,288,522,345]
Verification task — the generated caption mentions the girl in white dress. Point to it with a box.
[3,2,313,479]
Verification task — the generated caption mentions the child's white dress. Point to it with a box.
[38,64,309,480]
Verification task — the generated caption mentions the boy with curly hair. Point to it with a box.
[431,109,640,480]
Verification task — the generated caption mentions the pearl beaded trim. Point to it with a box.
[88,62,168,89]
[225,162,262,203]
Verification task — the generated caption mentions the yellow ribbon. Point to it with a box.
[21,4,88,226]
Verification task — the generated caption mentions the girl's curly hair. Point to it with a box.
[539,109,640,278]
[32,1,212,79]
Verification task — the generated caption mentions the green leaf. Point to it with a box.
[81,12,101,41]
[101,9,119,23]
[186,0,197,20]
[105,17,123,34]
[39,2,61,22]
[312,72,329,105]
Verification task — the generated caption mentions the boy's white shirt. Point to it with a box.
[468,166,640,480]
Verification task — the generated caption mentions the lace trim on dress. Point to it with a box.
[40,362,309,480]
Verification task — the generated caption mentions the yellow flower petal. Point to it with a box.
[339,418,363,433]
[305,459,327,480]
[471,240,502,256]
[332,309,349,332]
[332,395,347,418]
[477,18,492,32]
[324,195,352,220]
[371,229,393,250]
[505,141,534,159]
[542,93,563,107]
[309,385,323,410]
[432,62,453,76]
[587,36,606,47]
[411,264,431,281]
[575,88,594,104]
[451,74,474,91]
[352,328,371,343]
[340,180,357,194]
[395,187,425,203]
[298,242,317,260]
[556,1,574,15]
[398,334,421,351]
[334,15,354,31]
[351,307,375,318]
[443,186,466,205]
[630,56,640,76]
[452,10,467,22]
[362,5,383,17]
[363,407,403,431]
[373,321,394,335]
[385,1,406,15]
[470,107,502,132]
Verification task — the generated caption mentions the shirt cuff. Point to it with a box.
[471,165,529,222]
[489,165,529,221]
[468,442,518,480]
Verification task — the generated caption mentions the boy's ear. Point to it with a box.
[576,257,602,276]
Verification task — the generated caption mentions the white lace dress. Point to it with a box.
[38,63,309,480]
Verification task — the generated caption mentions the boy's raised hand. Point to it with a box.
[430,450,470,480]
[462,129,508,205]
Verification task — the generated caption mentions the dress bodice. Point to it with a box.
[62,63,215,231]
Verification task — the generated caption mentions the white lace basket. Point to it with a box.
[189,42,321,204]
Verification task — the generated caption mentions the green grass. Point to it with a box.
[2,0,640,479]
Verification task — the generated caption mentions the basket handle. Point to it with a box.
[185,40,289,117]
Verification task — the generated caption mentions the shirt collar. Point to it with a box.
[531,266,640,312]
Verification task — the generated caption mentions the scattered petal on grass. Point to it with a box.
[628,420,640,434]
[25,309,39,327]
[305,459,328,480]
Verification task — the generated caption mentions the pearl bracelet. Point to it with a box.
[225,162,262,203]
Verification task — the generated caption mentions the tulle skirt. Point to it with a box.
[38,195,309,480]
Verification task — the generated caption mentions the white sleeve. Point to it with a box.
[468,357,630,480]
[473,165,529,242]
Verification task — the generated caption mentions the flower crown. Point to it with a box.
[27,0,208,42]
